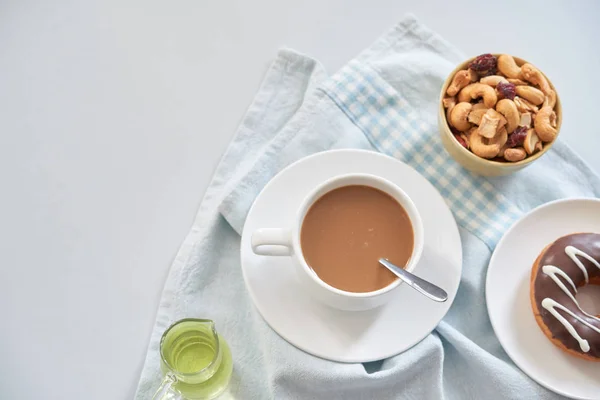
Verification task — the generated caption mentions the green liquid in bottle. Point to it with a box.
[168,330,216,373]
[160,320,233,399]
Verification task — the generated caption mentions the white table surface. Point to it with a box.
[1,1,599,399]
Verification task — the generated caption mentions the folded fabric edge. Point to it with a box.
[357,13,464,68]
[134,48,327,397]
[217,51,328,234]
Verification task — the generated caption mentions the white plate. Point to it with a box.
[240,149,462,362]
[486,198,600,399]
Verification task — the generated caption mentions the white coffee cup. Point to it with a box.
[251,173,424,311]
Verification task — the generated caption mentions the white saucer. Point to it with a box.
[486,198,600,399]
[240,149,462,363]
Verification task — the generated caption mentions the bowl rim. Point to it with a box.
[439,54,562,168]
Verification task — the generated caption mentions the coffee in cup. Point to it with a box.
[300,185,414,293]
[251,173,424,311]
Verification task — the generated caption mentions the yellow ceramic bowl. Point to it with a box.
[438,54,562,176]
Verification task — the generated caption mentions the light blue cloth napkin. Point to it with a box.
[135,15,600,400]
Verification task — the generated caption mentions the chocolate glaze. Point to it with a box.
[533,233,600,358]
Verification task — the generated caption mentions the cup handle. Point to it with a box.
[152,374,182,400]
[251,228,293,256]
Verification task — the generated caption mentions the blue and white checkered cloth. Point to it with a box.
[322,61,522,249]
[136,15,600,400]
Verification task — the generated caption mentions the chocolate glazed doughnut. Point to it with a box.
[530,233,600,361]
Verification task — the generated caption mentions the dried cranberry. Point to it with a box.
[497,82,516,100]
[468,54,497,74]
[507,126,527,147]
[454,134,468,149]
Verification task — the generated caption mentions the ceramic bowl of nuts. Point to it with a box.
[438,53,562,176]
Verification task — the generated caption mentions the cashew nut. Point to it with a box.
[447,70,472,97]
[504,147,527,162]
[536,141,543,152]
[543,89,557,109]
[457,132,470,149]
[468,108,489,125]
[491,108,508,133]
[534,106,558,142]
[494,128,508,148]
[449,102,473,131]
[480,75,508,87]
[507,78,528,86]
[521,63,552,94]
[470,126,507,159]
[498,144,509,158]
[443,96,456,108]
[523,128,540,155]
[458,83,498,108]
[519,112,532,128]
[497,54,522,79]
[477,109,506,139]
[495,99,520,133]
[493,127,509,148]
[443,96,457,122]
[468,69,478,82]
[515,86,545,106]
[472,102,487,111]
[469,129,497,159]
[514,96,539,113]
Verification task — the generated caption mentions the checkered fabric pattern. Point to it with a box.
[320,61,522,249]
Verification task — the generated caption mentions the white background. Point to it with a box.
[1,1,598,399]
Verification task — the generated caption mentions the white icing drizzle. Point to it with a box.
[541,299,600,352]
[564,245,600,283]
[543,265,599,320]
[540,245,600,353]
[542,265,577,299]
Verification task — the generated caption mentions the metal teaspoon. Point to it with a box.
[378,258,448,302]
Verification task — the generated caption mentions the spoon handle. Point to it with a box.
[379,258,448,302]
